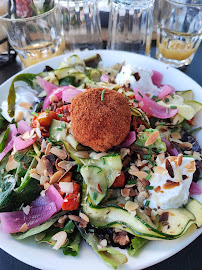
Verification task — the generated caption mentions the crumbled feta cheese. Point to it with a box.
[145,157,196,209]
[115,64,160,96]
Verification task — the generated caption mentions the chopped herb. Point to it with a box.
[45,109,50,112]
[88,228,95,233]
[146,174,152,181]
[101,90,105,101]
[166,108,170,114]
[123,167,130,173]
[125,95,129,101]
[97,168,102,174]
[102,157,105,165]
[61,123,66,128]
[31,112,38,117]
[190,127,202,135]
[145,200,150,207]
[148,148,152,155]
[143,154,151,160]
[138,91,143,98]
[133,99,139,103]
[171,93,174,98]
[30,106,33,110]
[127,179,137,185]
[170,105,177,109]
[151,168,154,173]
[148,160,156,166]
[92,192,97,200]
[155,99,161,102]
[144,170,150,174]
[57,114,63,118]
[145,185,154,190]
[56,127,63,131]
[165,98,169,103]
[152,95,158,99]
[77,165,82,172]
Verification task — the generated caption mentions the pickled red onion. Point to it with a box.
[158,85,175,100]
[133,88,178,119]
[152,70,163,88]
[189,181,202,195]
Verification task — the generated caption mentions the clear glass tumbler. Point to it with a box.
[63,0,103,51]
[0,2,64,68]
[107,0,155,55]
[156,0,202,68]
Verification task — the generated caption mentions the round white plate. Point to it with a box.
[0,50,201,270]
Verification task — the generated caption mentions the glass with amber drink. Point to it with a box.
[156,0,202,68]
[0,0,64,68]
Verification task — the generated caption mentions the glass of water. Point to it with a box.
[0,1,64,68]
[156,0,202,68]
[62,0,103,51]
[107,0,155,56]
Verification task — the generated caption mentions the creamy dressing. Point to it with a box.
[145,157,195,210]
[1,85,39,122]
[115,64,160,96]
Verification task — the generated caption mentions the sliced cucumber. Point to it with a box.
[63,141,83,165]
[54,67,78,80]
[80,166,108,205]
[184,101,202,115]
[37,71,59,86]
[88,69,102,82]
[176,90,193,101]
[186,199,202,227]
[158,208,195,235]
[66,134,79,150]
[49,119,68,142]
[81,154,122,187]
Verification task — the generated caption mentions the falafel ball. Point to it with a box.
[71,88,131,152]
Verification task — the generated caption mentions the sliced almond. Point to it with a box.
[167,156,177,162]
[19,101,32,109]
[58,161,73,171]
[55,158,63,171]
[79,212,89,223]
[154,166,167,175]
[50,94,59,103]
[184,160,195,172]
[40,175,50,186]
[177,154,183,166]
[130,171,148,180]
[49,147,67,160]
[45,143,52,155]
[44,182,51,189]
[15,111,24,122]
[174,168,182,183]
[41,139,47,151]
[52,231,67,250]
[30,172,41,180]
[125,201,139,212]
[6,155,18,171]
[121,188,130,197]
[170,132,181,140]
[180,142,193,150]
[36,159,47,175]
[145,131,159,146]
[22,205,30,215]
[50,170,64,184]
[58,215,68,224]
[19,223,28,233]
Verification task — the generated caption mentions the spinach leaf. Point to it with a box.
[7,73,36,117]
[14,147,36,163]
[0,175,16,212]
[78,226,127,269]
[0,109,9,132]
[0,154,9,181]
[127,237,148,257]
[0,127,9,153]
[63,231,81,256]
[63,220,75,233]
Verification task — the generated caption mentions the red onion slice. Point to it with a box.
[119,131,136,148]
[151,70,163,88]
[189,182,202,195]
[62,89,83,103]
[36,76,57,94]
[100,74,109,83]
[133,88,178,119]
[161,138,179,156]
[0,202,57,233]
[158,85,175,100]
[13,136,36,151]
[17,120,32,134]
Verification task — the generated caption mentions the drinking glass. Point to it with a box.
[0,1,64,68]
[107,0,155,56]
[62,0,103,51]
[156,0,202,68]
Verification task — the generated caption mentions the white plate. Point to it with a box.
[0,50,201,270]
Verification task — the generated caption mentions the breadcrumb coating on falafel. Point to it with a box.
[71,88,131,152]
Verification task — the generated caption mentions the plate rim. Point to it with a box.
[0,49,201,270]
